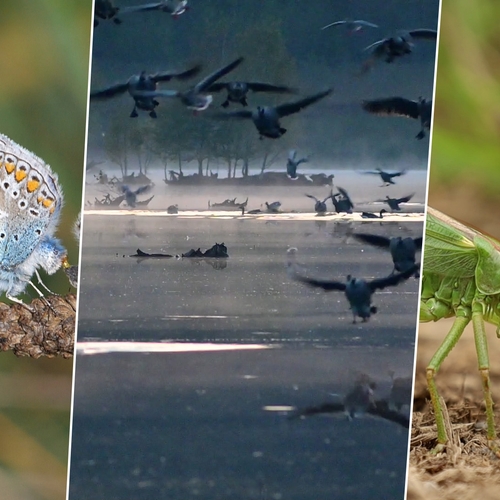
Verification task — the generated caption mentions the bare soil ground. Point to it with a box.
[408,189,500,499]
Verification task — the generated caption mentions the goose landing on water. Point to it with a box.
[331,186,354,214]
[287,248,417,323]
[381,194,414,211]
[287,150,309,179]
[352,233,422,277]
[362,97,432,139]
[121,185,152,208]
[305,192,331,215]
[361,168,406,186]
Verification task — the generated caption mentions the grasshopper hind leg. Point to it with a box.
[471,306,500,456]
[426,315,470,452]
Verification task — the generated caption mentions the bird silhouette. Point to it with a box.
[287,150,309,179]
[360,29,437,73]
[213,89,332,139]
[362,97,432,139]
[207,81,295,108]
[287,249,417,323]
[361,168,406,186]
[382,194,414,211]
[90,65,201,118]
[352,233,422,277]
[134,57,244,112]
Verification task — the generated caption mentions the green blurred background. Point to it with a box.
[429,0,500,237]
[0,1,91,499]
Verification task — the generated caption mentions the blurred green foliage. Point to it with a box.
[430,0,500,198]
[0,1,91,499]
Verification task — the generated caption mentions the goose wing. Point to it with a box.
[368,266,418,291]
[246,82,295,93]
[291,273,347,292]
[335,186,353,204]
[367,400,409,428]
[354,20,379,28]
[395,193,414,204]
[151,64,201,83]
[211,109,253,120]
[90,82,129,99]
[194,57,244,92]
[133,89,179,98]
[288,401,345,419]
[119,2,164,14]
[134,185,152,196]
[320,20,346,30]
[276,89,332,118]
[205,82,227,92]
[362,97,420,119]
[305,194,320,202]
[352,233,391,249]
[408,29,438,40]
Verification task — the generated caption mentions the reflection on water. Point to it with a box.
[78,216,421,346]
[70,215,421,499]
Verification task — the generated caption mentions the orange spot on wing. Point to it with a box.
[4,162,15,174]
[42,198,54,208]
[15,169,27,182]
[27,179,40,192]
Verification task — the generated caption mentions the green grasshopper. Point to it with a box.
[420,207,500,454]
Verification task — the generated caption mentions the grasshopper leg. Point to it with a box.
[471,307,500,455]
[426,315,470,451]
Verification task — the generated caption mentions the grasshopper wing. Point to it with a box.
[423,207,478,278]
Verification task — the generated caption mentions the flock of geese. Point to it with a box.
[90,2,436,426]
[91,3,436,141]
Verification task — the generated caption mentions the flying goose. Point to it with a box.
[361,168,406,186]
[121,185,152,208]
[213,89,333,139]
[382,194,414,211]
[206,81,295,108]
[360,29,437,73]
[90,65,201,118]
[287,249,417,323]
[305,192,331,215]
[362,97,432,139]
[321,19,379,33]
[331,186,354,213]
[287,150,309,179]
[352,233,422,276]
[135,57,244,112]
